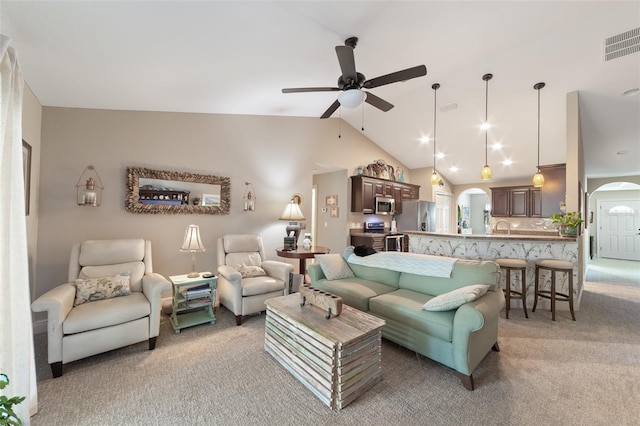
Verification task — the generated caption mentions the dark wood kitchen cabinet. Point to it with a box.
[490,186,541,218]
[351,176,420,213]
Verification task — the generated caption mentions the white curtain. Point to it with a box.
[0,34,37,423]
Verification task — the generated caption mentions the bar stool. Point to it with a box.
[495,258,528,319]
[533,259,576,321]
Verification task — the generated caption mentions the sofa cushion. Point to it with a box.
[422,284,490,311]
[369,289,455,342]
[348,263,400,288]
[64,292,150,334]
[241,276,284,297]
[312,277,396,312]
[315,254,355,280]
[74,274,131,306]
[398,259,499,296]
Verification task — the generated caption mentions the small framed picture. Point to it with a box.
[201,193,221,207]
[330,206,339,218]
[326,195,338,206]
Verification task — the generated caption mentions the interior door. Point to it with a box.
[435,191,452,233]
[597,200,640,261]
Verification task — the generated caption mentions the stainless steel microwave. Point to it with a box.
[375,196,396,215]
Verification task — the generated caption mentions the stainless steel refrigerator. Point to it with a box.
[395,200,436,232]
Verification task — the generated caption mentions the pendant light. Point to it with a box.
[532,82,546,187]
[430,83,441,186]
[480,73,493,181]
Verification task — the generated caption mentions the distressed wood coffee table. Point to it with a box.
[265,294,385,410]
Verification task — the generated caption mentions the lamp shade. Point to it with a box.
[533,171,545,187]
[180,224,205,252]
[338,89,366,109]
[481,165,492,180]
[279,200,305,221]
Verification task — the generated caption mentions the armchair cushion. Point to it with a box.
[241,276,285,297]
[78,261,145,292]
[74,273,131,306]
[64,292,151,334]
[227,252,262,269]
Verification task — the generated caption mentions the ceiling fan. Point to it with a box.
[282,37,427,119]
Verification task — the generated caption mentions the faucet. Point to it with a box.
[494,219,511,235]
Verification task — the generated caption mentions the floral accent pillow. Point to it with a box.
[74,274,131,306]
[238,265,267,278]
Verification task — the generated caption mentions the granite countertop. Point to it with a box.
[404,230,576,242]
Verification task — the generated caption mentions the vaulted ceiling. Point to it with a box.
[2,1,639,185]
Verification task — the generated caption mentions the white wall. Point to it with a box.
[34,107,409,306]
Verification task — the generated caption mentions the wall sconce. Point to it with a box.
[243,182,256,211]
[180,224,206,278]
[75,165,104,206]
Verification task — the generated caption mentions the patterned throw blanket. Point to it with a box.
[347,251,457,278]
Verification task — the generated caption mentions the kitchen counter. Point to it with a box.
[405,231,582,311]
[404,230,574,242]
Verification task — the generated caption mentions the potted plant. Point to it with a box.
[0,373,25,425]
[550,211,583,237]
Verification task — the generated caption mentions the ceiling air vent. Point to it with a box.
[604,27,640,61]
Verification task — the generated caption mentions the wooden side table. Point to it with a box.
[276,245,329,284]
[169,272,217,333]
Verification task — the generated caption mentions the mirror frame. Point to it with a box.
[125,166,230,215]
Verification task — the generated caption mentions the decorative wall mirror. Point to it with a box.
[125,166,230,215]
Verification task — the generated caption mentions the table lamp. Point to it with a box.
[180,224,205,278]
[279,199,305,249]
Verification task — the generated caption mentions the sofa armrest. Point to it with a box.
[31,283,76,364]
[451,290,505,374]
[307,263,326,284]
[217,265,241,284]
[142,273,171,338]
[261,260,294,292]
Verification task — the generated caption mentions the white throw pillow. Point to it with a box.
[315,253,355,280]
[422,284,490,311]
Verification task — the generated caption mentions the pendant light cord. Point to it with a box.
[484,76,489,165]
[432,83,439,173]
[537,86,541,170]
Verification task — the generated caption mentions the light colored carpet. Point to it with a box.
[30,258,640,425]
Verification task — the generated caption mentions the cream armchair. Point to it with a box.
[31,239,170,377]
[217,234,293,325]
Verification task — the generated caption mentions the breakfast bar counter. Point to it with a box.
[405,231,582,311]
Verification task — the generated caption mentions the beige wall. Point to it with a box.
[22,83,42,300]
[34,107,408,303]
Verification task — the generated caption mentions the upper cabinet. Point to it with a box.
[351,176,420,214]
[539,164,566,217]
[490,163,564,218]
[490,186,541,218]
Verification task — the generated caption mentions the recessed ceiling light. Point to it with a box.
[436,152,445,159]
[502,159,513,166]
[623,88,640,96]
[480,122,490,131]
[492,142,502,150]
[616,150,629,155]
[450,166,458,172]
[420,136,430,144]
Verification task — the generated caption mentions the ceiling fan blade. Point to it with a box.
[320,99,341,119]
[282,87,340,93]
[363,64,427,89]
[335,45,357,83]
[365,92,394,112]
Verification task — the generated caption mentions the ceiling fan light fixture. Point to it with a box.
[338,89,366,108]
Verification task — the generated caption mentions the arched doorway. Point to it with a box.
[589,181,640,261]
[456,188,490,235]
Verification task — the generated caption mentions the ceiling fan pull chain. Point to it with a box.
[361,102,365,131]
[338,108,342,138]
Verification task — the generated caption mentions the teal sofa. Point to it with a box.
[308,248,504,390]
